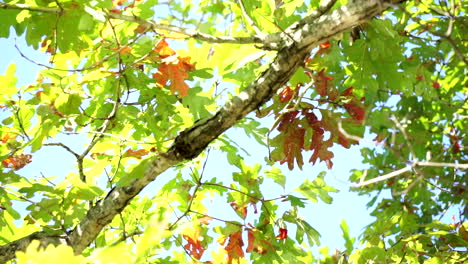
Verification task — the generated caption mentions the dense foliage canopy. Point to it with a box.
[0,0,467,263]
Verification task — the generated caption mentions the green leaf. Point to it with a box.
[69,185,104,201]
[284,195,306,208]
[283,207,321,246]
[55,93,81,115]
[192,68,213,79]
[117,159,151,187]
[264,167,286,189]
[3,200,21,220]
[0,63,18,95]
[78,13,96,31]
[289,67,310,87]
[296,172,338,204]
[340,219,355,254]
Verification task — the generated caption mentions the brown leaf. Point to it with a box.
[224,230,244,264]
[2,154,32,170]
[183,226,205,260]
[247,228,273,254]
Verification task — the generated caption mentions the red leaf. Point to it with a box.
[308,130,334,168]
[277,111,299,131]
[314,69,333,97]
[452,142,460,153]
[275,228,288,240]
[280,127,305,170]
[344,102,365,123]
[279,86,294,102]
[320,41,330,49]
[224,231,244,264]
[337,135,350,148]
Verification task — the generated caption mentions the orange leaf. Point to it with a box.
[279,86,294,102]
[154,39,176,57]
[1,133,15,144]
[320,41,330,49]
[224,230,244,264]
[124,149,149,159]
[119,46,132,55]
[2,154,32,170]
[183,226,205,260]
[198,216,214,225]
[135,24,150,34]
[153,55,195,97]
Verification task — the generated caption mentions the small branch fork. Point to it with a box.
[350,161,467,188]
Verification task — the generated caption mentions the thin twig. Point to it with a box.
[396,4,468,66]
[14,32,143,72]
[44,143,80,159]
[169,151,211,230]
[237,0,265,37]
[0,3,59,13]
[351,161,467,187]
[303,0,338,23]
[189,210,244,227]
[392,115,417,160]
[351,165,413,187]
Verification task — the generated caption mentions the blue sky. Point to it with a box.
[0,33,379,255]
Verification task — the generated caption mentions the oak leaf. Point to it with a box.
[152,40,195,97]
[224,230,244,264]
[246,228,273,254]
[314,69,333,97]
[182,225,205,260]
[2,154,32,170]
[344,102,365,123]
